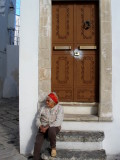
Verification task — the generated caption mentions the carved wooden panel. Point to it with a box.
[52,46,74,101]
[52,3,74,43]
[74,51,98,86]
[75,87,98,102]
[75,2,98,44]
[53,89,73,102]
[74,50,99,102]
[56,57,69,84]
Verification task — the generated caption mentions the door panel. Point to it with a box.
[52,44,74,101]
[52,53,74,87]
[75,2,98,45]
[74,86,97,102]
[74,50,99,102]
[74,51,97,86]
[52,3,74,43]
[53,89,73,102]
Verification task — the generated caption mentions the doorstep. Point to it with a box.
[64,114,99,121]
[64,114,113,122]
[60,102,98,115]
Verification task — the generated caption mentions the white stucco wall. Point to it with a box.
[19,0,120,155]
[19,0,39,154]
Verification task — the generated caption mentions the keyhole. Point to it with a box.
[84,21,91,30]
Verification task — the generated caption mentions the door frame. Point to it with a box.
[38,0,112,121]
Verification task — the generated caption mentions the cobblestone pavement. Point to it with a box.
[0,98,27,160]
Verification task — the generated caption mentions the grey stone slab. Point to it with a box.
[2,121,18,130]
[0,136,7,142]
[0,148,16,159]
[0,119,4,122]
[57,131,104,142]
[0,126,6,133]
[41,149,106,160]
[9,155,27,160]
[0,143,6,150]
[0,110,7,115]
[0,141,14,149]
[7,110,19,116]
[2,114,18,120]
[0,126,13,134]
[4,135,15,141]
[0,147,14,154]
[1,117,10,121]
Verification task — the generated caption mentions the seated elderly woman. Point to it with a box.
[33,92,64,160]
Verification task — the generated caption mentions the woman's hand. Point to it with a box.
[39,125,49,133]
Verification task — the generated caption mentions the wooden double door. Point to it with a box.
[52,1,99,102]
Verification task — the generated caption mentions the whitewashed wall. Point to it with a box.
[19,0,120,155]
[19,0,39,154]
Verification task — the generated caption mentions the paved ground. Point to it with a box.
[0,98,27,160]
[0,98,120,160]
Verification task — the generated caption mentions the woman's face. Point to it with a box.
[46,97,55,108]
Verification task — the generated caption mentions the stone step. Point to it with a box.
[64,114,99,121]
[63,105,98,115]
[56,130,104,142]
[41,149,106,160]
[41,131,104,151]
[56,141,102,151]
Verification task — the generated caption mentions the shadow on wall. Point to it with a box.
[2,45,19,98]
[25,99,49,155]
[0,78,3,98]
[25,112,38,155]
[3,76,18,98]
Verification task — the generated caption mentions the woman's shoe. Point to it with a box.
[51,148,56,157]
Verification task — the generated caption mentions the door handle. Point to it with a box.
[78,46,97,50]
[53,46,72,50]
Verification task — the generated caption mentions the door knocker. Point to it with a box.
[84,21,91,30]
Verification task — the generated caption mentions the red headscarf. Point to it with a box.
[48,92,58,104]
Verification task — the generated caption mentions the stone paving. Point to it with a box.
[0,98,120,160]
[0,98,27,160]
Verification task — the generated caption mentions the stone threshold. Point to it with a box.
[61,102,98,115]
[60,102,98,107]
[64,114,113,122]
